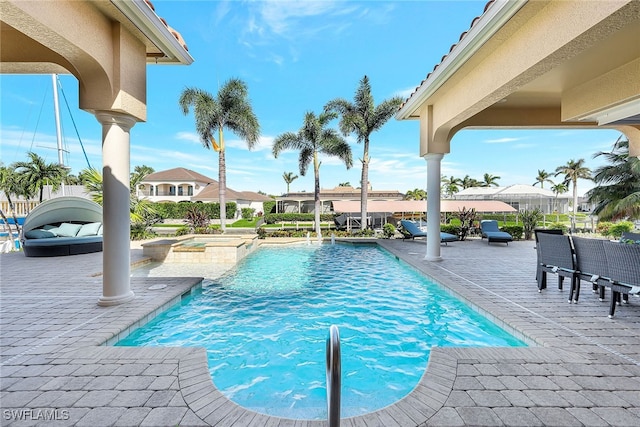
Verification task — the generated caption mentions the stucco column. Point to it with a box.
[424,153,444,261]
[95,111,137,306]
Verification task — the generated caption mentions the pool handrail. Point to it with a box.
[326,324,341,427]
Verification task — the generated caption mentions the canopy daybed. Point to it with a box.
[20,196,103,257]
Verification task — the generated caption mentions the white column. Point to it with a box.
[96,111,137,306]
[425,153,444,261]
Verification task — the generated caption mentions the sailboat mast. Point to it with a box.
[52,74,65,196]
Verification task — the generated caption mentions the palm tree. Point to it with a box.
[551,182,568,218]
[586,136,640,221]
[13,152,66,202]
[461,175,481,189]
[404,188,427,200]
[130,165,155,192]
[338,182,351,187]
[272,111,352,238]
[441,175,462,198]
[325,75,403,229]
[555,159,591,232]
[282,172,298,194]
[0,164,24,233]
[482,173,501,187]
[179,78,260,232]
[80,166,159,224]
[533,169,554,189]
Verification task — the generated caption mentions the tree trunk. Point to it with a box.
[218,128,226,232]
[314,152,322,240]
[360,138,370,230]
[0,208,18,245]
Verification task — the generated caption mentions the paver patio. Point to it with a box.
[1,237,639,426]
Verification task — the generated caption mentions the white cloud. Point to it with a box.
[175,131,202,144]
[226,135,275,152]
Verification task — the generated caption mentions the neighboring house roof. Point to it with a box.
[282,186,404,200]
[455,184,569,198]
[236,191,272,202]
[190,184,271,203]
[143,167,215,183]
[332,199,515,213]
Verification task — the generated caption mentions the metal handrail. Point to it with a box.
[326,325,341,427]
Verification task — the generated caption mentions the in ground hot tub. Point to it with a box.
[142,234,259,264]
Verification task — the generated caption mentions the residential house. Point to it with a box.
[453,184,573,214]
[139,167,272,218]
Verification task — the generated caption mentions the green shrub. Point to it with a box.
[548,222,568,233]
[520,208,544,240]
[153,201,236,220]
[174,225,190,236]
[263,213,335,223]
[500,225,523,240]
[608,221,634,239]
[441,224,460,236]
[263,200,276,215]
[596,221,613,236]
[241,207,255,220]
[382,223,396,239]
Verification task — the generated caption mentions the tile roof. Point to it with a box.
[144,0,188,51]
[143,167,215,183]
[399,0,495,110]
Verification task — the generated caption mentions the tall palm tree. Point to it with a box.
[325,75,403,229]
[555,159,591,232]
[482,173,501,187]
[179,78,260,232]
[586,136,640,221]
[13,152,66,202]
[272,111,352,238]
[404,188,427,200]
[533,169,554,189]
[282,171,298,194]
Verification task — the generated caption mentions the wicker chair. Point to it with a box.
[534,229,564,283]
[536,232,579,302]
[602,241,640,318]
[572,237,610,302]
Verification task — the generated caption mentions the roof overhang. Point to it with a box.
[396,0,640,155]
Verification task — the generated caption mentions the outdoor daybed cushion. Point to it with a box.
[22,222,103,257]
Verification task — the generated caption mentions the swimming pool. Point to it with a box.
[118,243,525,419]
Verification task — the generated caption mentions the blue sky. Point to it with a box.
[0,0,622,197]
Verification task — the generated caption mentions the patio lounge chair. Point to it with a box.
[536,232,579,302]
[602,241,640,318]
[399,220,457,245]
[480,220,513,245]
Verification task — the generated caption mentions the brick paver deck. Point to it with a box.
[1,238,639,426]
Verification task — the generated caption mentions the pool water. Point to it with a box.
[118,244,525,419]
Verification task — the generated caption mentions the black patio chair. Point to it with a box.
[534,229,564,283]
[571,236,610,302]
[536,232,579,303]
[602,241,640,318]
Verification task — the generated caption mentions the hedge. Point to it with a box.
[153,202,237,220]
[263,213,336,224]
